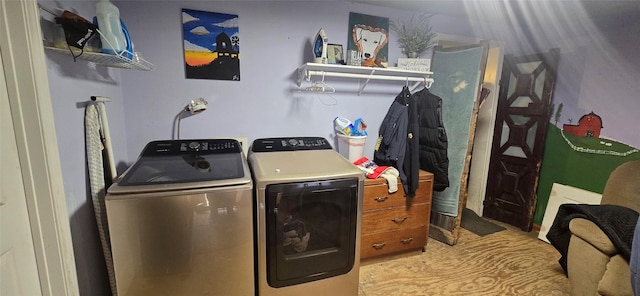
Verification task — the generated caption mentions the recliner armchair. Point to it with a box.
[567,160,640,296]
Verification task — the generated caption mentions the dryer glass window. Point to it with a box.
[265,178,358,288]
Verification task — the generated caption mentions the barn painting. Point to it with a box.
[562,111,603,138]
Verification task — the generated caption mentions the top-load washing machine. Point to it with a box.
[248,137,364,296]
[106,139,254,296]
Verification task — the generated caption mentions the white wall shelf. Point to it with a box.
[44,46,155,71]
[297,62,433,95]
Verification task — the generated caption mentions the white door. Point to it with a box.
[0,48,42,296]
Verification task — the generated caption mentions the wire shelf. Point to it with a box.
[44,46,155,71]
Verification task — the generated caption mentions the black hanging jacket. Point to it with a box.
[414,88,449,191]
[374,87,409,191]
[403,88,420,197]
[375,86,420,197]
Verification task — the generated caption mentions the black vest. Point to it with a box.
[414,88,449,192]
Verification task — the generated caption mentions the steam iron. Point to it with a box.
[313,28,328,64]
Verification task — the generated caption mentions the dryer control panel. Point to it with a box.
[251,137,332,152]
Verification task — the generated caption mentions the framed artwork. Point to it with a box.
[182,9,240,80]
[327,43,343,64]
[347,12,389,67]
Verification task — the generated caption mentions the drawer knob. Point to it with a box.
[372,243,386,250]
[391,216,408,224]
[400,238,414,244]
[374,196,388,202]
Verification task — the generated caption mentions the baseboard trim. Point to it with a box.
[532,223,541,233]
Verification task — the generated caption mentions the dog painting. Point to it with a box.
[348,12,389,67]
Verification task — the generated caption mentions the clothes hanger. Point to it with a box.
[399,77,411,105]
[303,72,335,93]
[320,73,335,93]
[425,77,433,89]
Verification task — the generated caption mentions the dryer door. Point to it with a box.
[265,178,359,288]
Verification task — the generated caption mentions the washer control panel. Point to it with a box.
[251,137,332,152]
[141,139,242,156]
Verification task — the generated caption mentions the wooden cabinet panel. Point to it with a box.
[360,170,433,259]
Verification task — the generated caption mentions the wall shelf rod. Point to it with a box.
[297,62,433,95]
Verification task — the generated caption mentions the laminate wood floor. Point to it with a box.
[358,221,571,296]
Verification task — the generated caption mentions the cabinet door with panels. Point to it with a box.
[361,170,434,259]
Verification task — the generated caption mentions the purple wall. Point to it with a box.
[555,26,640,147]
[42,1,475,294]
[41,0,640,295]
[469,3,640,147]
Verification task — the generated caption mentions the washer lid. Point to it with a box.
[109,139,250,194]
[249,149,364,184]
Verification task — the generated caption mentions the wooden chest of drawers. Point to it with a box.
[360,170,433,259]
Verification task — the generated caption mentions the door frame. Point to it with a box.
[0,0,79,295]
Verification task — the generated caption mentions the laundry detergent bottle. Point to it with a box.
[96,0,126,54]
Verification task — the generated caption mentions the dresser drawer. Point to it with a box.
[361,203,429,233]
[361,226,428,258]
[363,183,428,210]
[363,173,433,211]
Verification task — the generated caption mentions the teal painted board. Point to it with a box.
[429,45,485,216]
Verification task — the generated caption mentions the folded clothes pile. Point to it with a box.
[353,157,400,193]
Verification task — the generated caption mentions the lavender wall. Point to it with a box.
[115,1,478,159]
[41,1,129,294]
[508,7,640,148]
[42,0,640,294]
[457,2,640,225]
[42,1,476,295]
[531,18,640,225]
[553,24,640,147]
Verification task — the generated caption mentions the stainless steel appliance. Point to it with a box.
[248,137,364,296]
[106,139,254,296]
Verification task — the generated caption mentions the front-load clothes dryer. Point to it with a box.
[248,137,364,296]
[106,139,254,296]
